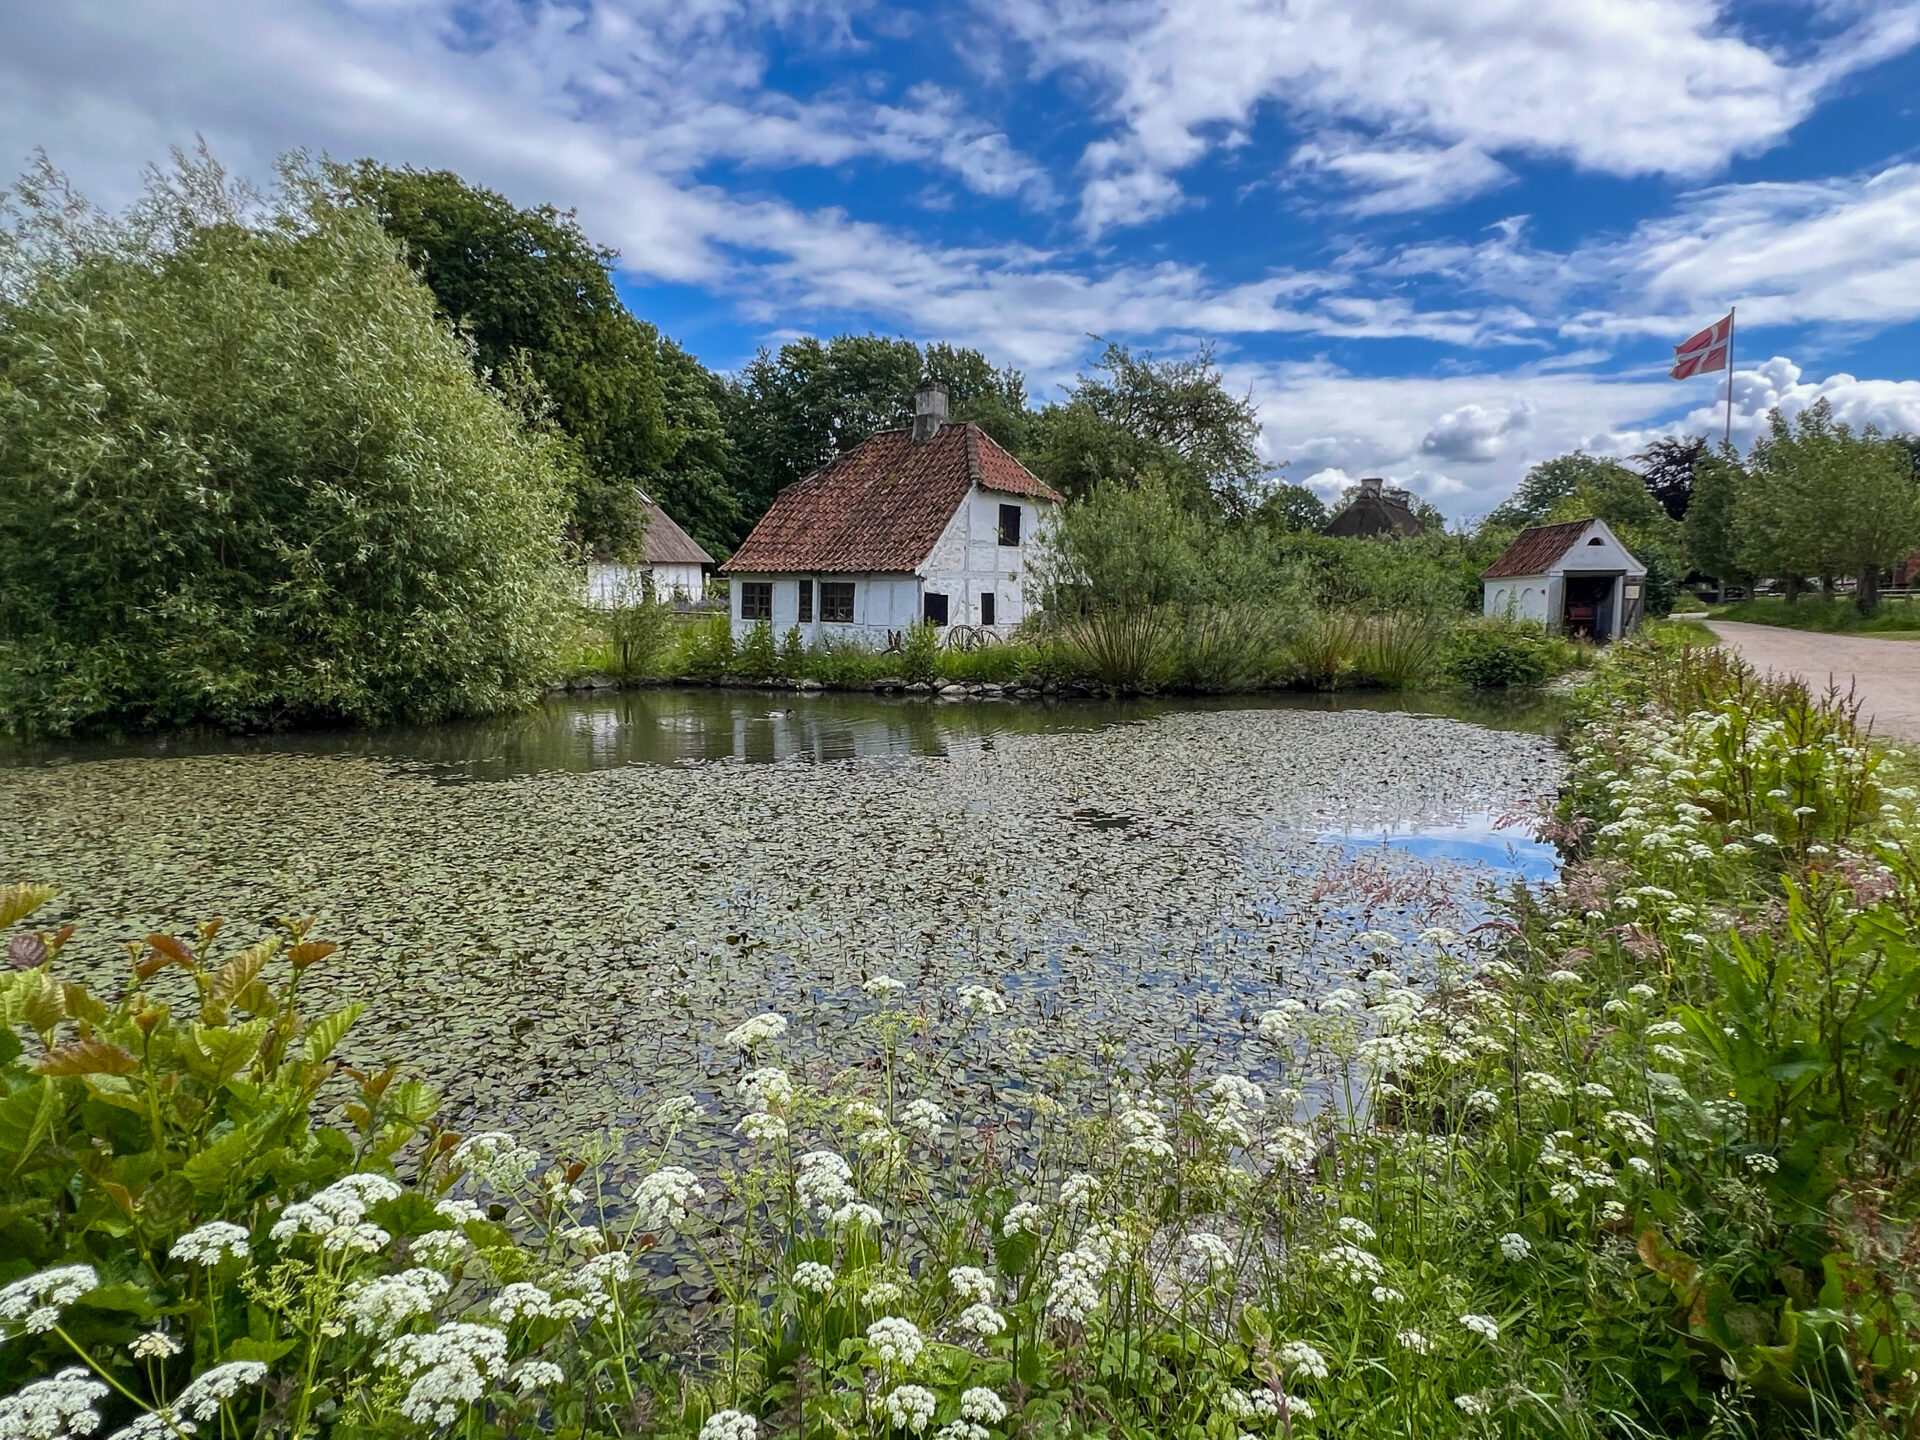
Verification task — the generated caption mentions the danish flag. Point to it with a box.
[1671,312,1733,379]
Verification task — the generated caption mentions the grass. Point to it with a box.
[1710,593,1920,636]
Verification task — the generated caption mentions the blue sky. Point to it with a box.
[4,0,1919,518]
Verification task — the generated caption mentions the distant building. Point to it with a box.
[719,380,1062,643]
[586,493,715,606]
[1482,518,1647,642]
[1322,477,1424,539]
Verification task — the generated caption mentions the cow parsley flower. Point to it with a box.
[1059,1171,1096,1207]
[413,1229,471,1266]
[1465,1089,1501,1115]
[956,985,1006,1016]
[177,1362,269,1421]
[0,1366,107,1439]
[863,975,907,997]
[1745,1152,1780,1175]
[884,1385,936,1433]
[450,1133,538,1191]
[1336,1216,1376,1243]
[900,1099,947,1136]
[738,1113,788,1143]
[725,1013,788,1050]
[948,1266,995,1304]
[653,1095,703,1127]
[960,1388,1007,1425]
[379,1323,509,1427]
[863,1280,904,1306]
[1001,1202,1043,1237]
[1320,1243,1384,1285]
[796,1151,857,1217]
[343,1269,450,1338]
[1521,1072,1569,1099]
[171,1223,250,1266]
[833,1202,884,1229]
[1180,1232,1235,1280]
[1371,1285,1404,1303]
[698,1410,757,1440]
[1,1266,100,1334]
[490,1284,561,1325]
[1498,1233,1532,1262]
[512,1361,564,1395]
[738,1067,794,1114]
[1271,1340,1325,1381]
[1454,1392,1493,1416]
[792,1262,835,1294]
[633,1167,704,1230]
[958,1303,1005,1337]
[934,1424,988,1440]
[1257,1000,1308,1043]
[1396,1329,1432,1354]
[129,1330,181,1361]
[867,1317,925,1369]
[1459,1313,1500,1341]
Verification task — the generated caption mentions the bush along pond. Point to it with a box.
[4,636,1918,1439]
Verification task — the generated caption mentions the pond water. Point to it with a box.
[0,689,1566,1157]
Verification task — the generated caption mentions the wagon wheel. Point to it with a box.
[943,625,990,652]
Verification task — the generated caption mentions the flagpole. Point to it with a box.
[1724,305,1735,450]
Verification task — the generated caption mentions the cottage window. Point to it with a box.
[797,578,813,623]
[740,581,773,621]
[997,504,1022,546]
[980,591,996,626]
[819,581,855,623]
[923,592,950,627]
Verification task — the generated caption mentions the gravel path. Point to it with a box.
[1707,619,1920,741]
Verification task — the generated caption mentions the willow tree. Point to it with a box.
[0,150,577,735]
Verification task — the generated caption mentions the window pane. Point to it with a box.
[820,581,855,623]
[797,579,813,622]
[741,581,772,620]
[980,591,996,626]
[923,592,949,627]
[997,504,1021,545]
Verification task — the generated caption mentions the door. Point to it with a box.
[1561,575,1617,642]
[923,592,949,626]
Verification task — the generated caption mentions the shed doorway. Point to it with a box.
[1562,575,1617,642]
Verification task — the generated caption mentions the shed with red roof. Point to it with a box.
[1482,518,1648,642]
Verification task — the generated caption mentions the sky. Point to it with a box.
[4,1,1920,519]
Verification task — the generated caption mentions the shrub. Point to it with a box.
[803,636,892,688]
[1441,616,1565,688]
[1350,610,1445,689]
[604,585,679,680]
[936,642,1040,685]
[1280,608,1362,689]
[735,621,778,681]
[1165,605,1280,692]
[0,152,575,736]
[678,613,735,679]
[899,622,942,685]
[778,626,806,680]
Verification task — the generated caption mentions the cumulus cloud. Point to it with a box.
[1420,401,1535,463]
[995,0,1920,230]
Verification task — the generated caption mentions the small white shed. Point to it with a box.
[1481,518,1648,642]
[586,493,715,607]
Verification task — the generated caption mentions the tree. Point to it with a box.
[719,335,1030,524]
[1485,452,1627,529]
[0,150,575,736]
[1253,483,1330,534]
[1029,343,1266,514]
[1633,435,1707,523]
[1683,445,1746,592]
[1740,401,1920,613]
[347,163,732,557]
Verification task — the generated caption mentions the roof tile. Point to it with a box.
[720,423,1059,575]
[1481,519,1596,579]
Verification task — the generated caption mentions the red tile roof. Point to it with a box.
[720,423,1060,575]
[1481,519,1596,579]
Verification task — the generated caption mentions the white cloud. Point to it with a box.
[1420,400,1535,463]
[995,0,1920,230]
[1291,136,1513,216]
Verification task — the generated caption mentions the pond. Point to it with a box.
[0,688,1566,1157]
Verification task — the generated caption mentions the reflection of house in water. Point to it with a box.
[1481,518,1647,642]
[548,691,962,768]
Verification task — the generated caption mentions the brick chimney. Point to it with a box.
[1360,476,1384,497]
[911,379,949,445]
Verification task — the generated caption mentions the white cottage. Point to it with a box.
[720,381,1062,644]
[586,493,715,607]
[1481,517,1648,642]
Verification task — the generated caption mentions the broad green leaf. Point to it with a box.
[302,1003,364,1065]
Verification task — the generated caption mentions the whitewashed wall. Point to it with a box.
[587,561,705,607]
[1482,578,1552,624]
[730,572,921,642]
[917,490,1058,631]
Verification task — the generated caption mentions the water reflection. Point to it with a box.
[1,685,1567,781]
[1319,811,1559,883]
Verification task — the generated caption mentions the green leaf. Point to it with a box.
[302,1003,364,1065]
[223,1336,298,1365]
[0,1078,63,1175]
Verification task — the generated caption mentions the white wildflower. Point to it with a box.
[1278,1340,1329,1380]
[1498,1232,1532,1262]
[490,1283,560,1325]
[1319,1243,1384,1285]
[1336,1216,1376,1243]
[633,1167,704,1230]
[867,1316,925,1368]
[900,1098,947,1137]
[512,1361,564,1394]
[699,1410,757,1440]
[176,1362,268,1420]
[1396,1329,1432,1354]
[863,975,907,997]
[960,1388,1007,1425]
[379,1322,510,1427]
[792,1262,835,1295]
[1059,1172,1096,1208]
[796,1151,857,1217]
[1745,1152,1780,1175]
[1180,1232,1235,1280]
[0,1266,99,1333]
[738,1067,794,1114]
[1460,1313,1500,1341]
[863,1280,904,1306]
[412,1229,471,1265]
[956,985,1006,1016]
[171,1223,250,1266]
[1371,1285,1404,1303]
[450,1133,538,1191]
[885,1386,937,1433]
[958,1303,1005,1336]
[1257,1000,1307,1042]
[343,1269,450,1338]
[129,1330,181,1361]
[738,1113,788,1143]
[0,1367,107,1440]
[1001,1202,1044,1237]
[833,1202,884,1229]
[948,1266,995,1304]
[1455,1392,1493,1416]
[724,1012,788,1049]
[653,1095,703,1127]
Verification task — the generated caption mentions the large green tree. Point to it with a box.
[347,163,736,555]
[0,151,576,736]
[719,334,1031,521]
[1028,343,1266,514]
[1682,445,1747,592]
[1740,401,1920,612]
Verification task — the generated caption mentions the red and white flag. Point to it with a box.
[1671,312,1732,379]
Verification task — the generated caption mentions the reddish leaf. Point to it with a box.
[288,941,338,970]
[36,1038,140,1077]
[144,934,193,966]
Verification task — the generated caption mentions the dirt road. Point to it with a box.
[1706,619,1920,741]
